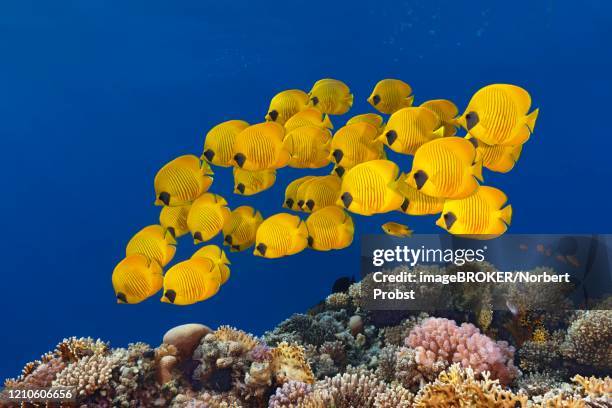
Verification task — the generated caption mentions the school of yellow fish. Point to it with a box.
[112,79,539,305]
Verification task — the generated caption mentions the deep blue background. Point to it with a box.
[1,1,610,380]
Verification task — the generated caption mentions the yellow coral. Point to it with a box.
[531,326,549,344]
[572,374,611,398]
[414,363,528,407]
[271,342,315,384]
[478,307,493,331]
[214,326,258,351]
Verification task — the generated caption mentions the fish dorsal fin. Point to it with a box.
[479,186,508,209]
[500,84,532,113]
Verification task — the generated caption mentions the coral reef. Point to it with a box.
[2,276,610,407]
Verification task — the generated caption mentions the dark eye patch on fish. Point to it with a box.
[256,243,267,256]
[332,150,343,163]
[334,166,345,177]
[203,149,215,162]
[341,192,353,208]
[117,292,127,303]
[285,198,294,209]
[305,200,315,211]
[466,111,479,130]
[236,183,245,194]
[233,153,246,168]
[268,110,279,121]
[386,130,398,145]
[193,231,203,241]
[158,192,171,206]
[444,212,457,229]
[224,235,233,244]
[164,290,176,304]
[372,94,381,105]
[413,170,429,190]
[401,198,410,212]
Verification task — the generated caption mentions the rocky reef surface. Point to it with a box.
[2,275,611,407]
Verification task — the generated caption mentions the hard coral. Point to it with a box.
[561,310,612,370]
[407,317,519,385]
[52,351,119,396]
[413,363,529,407]
[272,342,315,385]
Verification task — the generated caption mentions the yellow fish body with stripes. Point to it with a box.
[305,206,354,251]
[125,225,176,267]
[331,122,385,168]
[407,137,483,199]
[367,79,414,114]
[466,135,522,173]
[254,213,308,258]
[154,155,213,207]
[233,122,290,171]
[346,113,385,134]
[233,167,276,196]
[307,79,353,115]
[159,203,191,240]
[202,120,250,167]
[436,186,512,239]
[112,254,163,304]
[161,257,223,305]
[192,244,231,284]
[381,222,413,238]
[283,125,332,168]
[338,160,405,215]
[265,89,309,125]
[380,107,445,155]
[187,193,231,244]
[420,99,459,137]
[222,206,263,252]
[394,181,445,215]
[284,108,333,133]
[295,174,341,212]
[283,176,315,210]
[457,84,539,146]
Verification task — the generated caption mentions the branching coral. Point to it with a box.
[413,363,529,407]
[325,292,350,310]
[52,351,119,396]
[268,381,313,407]
[406,317,519,385]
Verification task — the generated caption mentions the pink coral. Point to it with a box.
[406,317,518,385]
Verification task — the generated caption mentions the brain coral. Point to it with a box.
[406,317,519,385]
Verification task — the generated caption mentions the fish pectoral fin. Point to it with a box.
[432,126,445,138]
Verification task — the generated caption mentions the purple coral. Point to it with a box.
[406,317,519,385]
[268,380,313,407]
[249,343,274,363]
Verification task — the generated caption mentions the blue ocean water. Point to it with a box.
[0,0,610,380]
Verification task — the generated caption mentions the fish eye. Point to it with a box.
[203,149,215,162]
[305,200,315,211]
[311,96,319,106]
[236,183,245,194]
[224,235,233,244]
[372,94,381,105]
[334,166,345,177]
[386,130,398,145]
[116,292,127,303]
[164,290,177,304]
[297,200,305,209]
[193,231,203,242]
[341,192,353,208]
[256,243,267,255]
[307,236,314,247]
[285,198,294,208]
[233,153,246,168]
[166,227,176,238]
[332,150,344,163]
[268,110,279,121]
[158,192,171,206]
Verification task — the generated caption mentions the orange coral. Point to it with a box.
[215,326,258,351]
[271,342,315,384]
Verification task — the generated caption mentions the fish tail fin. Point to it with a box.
[499,204,513,225]
[525,108,539,133]
[346,93,354,107]
[432,126,445,138]
[472,159,484,182]
[323,114,333,129]
[406,95,415,107]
